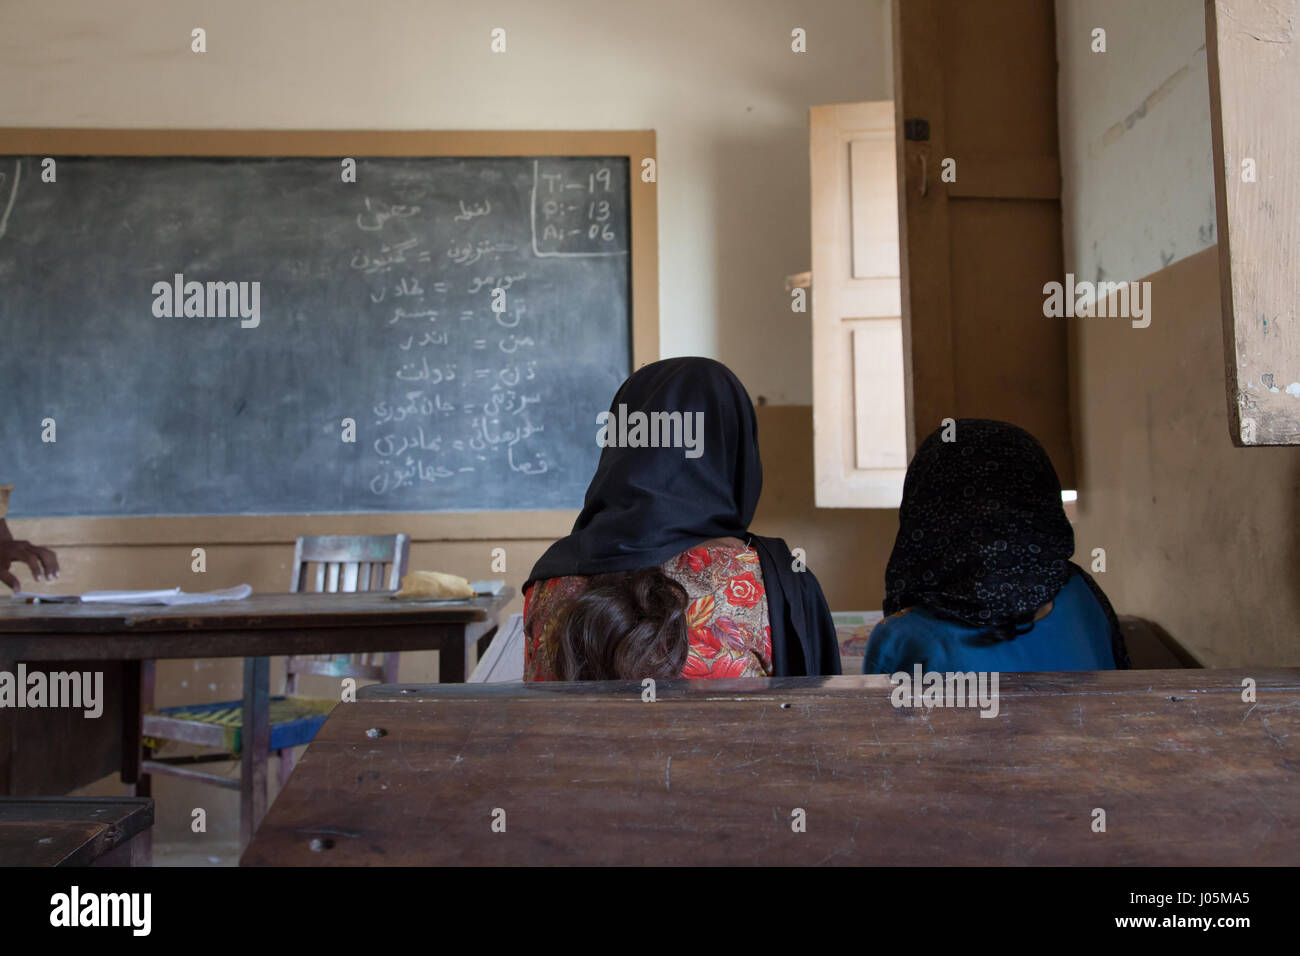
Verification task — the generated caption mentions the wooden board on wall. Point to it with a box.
[0,129,658,543]
[1205,1,1300,446]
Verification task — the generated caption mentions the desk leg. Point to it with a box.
[441,632,467,683]
[460,621,498,683]
[240,656,270,850]
[442,621,501,684]
[119,660,154,866]
[121,661,153,798]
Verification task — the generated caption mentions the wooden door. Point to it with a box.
[893,0,1075,484]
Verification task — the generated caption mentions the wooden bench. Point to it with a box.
[1119,615,1202,668]
[0,797,153,866]
[242,669,1300,865]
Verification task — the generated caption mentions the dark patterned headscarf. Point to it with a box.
[883,419,1128,666]
[528,357,841,676]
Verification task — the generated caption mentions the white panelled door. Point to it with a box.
[810,102,906,508]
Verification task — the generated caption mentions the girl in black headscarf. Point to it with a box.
[524,357,841,681]
[863,419,1130,674]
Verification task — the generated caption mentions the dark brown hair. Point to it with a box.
[552,568,689,680]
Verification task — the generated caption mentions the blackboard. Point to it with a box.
[0,153,632,516]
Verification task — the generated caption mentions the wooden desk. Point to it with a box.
[242,670,1300,865]
[0,591,510,845]
[0,797,153,866]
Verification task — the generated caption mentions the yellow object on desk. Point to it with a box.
[395,570,475,600]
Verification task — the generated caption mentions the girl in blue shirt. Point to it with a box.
[864,420,1129,675]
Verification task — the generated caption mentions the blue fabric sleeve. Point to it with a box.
[863,616,912,675]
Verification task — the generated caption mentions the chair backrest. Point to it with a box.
[290,534,410,594]
[285,534,412,690]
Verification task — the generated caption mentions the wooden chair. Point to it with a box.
[140,534,411,831]
[277,534,411,780]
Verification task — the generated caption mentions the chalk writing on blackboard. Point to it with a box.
[531,159,629,258]
[0,160,20,241]
[359,178,553,498]
[0,155,631,516]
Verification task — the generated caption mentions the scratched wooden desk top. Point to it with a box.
[0,797,153,867]
[242,670,1300,866]
[0,591,511,661]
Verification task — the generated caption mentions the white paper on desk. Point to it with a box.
[17,584,255,605]
[80,588,183,604]
[155,584,253,605]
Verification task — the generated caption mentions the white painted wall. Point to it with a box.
[0,0,891,404]
[1055,0,1217,282]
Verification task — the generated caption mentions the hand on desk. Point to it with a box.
[0,518,59,590]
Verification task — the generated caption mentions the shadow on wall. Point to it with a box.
[1069,246,1300,666]
[705,127,816,406]
[701,1,884,405]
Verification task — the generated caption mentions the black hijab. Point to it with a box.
[883,419,1129,667]
[528,357,841,676]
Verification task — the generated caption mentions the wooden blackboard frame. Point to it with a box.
[0,128,658,544]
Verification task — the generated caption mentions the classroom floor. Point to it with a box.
[153,840,240,866]
[71,765,271,866]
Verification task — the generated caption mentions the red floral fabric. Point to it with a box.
[524,543,773,680]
